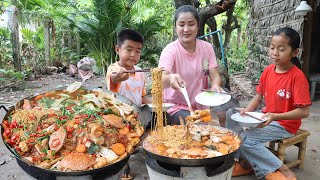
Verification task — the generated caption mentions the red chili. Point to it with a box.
[28,114,36,120]
[67,133,73,139]
[10,120,18,129]
[28,139,35,143]
[11,134,18,141]
[66,126,74,133]
[30,133,36,137]
[66,106,72,110]
[2,132,9,139]
[75,119,80,124]
[14,146,21,152]
[32,157,40,162]
[5,139,15,146]
[4,129,11,136]
[48,113,57,118]
[37,134,45,137]
[60,115,68,120]
[54,125,59,131]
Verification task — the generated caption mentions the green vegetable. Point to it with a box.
[102,108,114,115]
[205,145,217,151]
[37,135,49,142]
[88,143,100,154]
[41,148,48,154]
[24,131,30,138]
[38,98,55,108]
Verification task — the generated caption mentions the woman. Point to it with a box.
[159,5,224,125]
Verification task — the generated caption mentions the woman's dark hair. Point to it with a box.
[273,27,301,69]
[117,28,144,47]
[174,5,200,26]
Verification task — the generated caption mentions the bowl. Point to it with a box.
[230,112,267,128]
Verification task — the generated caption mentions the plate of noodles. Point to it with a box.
[195,91,231,107]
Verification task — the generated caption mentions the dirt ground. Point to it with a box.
[0,73,107,106]
[0,72,251,106]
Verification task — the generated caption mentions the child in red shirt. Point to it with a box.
[226,27,311,180]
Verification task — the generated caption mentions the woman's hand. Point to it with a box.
[257,113,276,128]
[169,74,185,90]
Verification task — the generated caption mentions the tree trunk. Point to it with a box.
[68,30,73,50]
[10,5,21,71]
[237,28,241,49]
[67,29,73,64]
[43,18,51,66]
[198,0,237,36]
[76,32,80,59]
[61,30,66,48]
[51,19,57,62]
[222,4,235,49]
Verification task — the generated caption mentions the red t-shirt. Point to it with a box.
[256,64,311,134]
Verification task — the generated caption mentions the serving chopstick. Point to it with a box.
[111,69,151,74]
[201,89,233,95]
[111,68,165,74]
[231,108,265,122]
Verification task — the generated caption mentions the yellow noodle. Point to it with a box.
[149,68,192,148]
[150,67,165,131]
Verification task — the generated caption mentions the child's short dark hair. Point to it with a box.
[117,29,144,47]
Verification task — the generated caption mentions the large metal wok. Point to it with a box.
[143,126,240,167]
[0,88,145,178]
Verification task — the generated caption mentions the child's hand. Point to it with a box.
[116,67,129,80]
[257,113,276,128]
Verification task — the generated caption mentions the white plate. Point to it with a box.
[195,92,231,107]
[231,112,268,127]
[148,103,174,111]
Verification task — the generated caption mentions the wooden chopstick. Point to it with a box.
[201,89,233,95]
[232,108,265,122]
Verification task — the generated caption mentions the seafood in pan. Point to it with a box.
[143,124,240,159]
[1,88,144,171]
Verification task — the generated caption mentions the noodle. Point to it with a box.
[150,67,165,131]
[149,68,192,147]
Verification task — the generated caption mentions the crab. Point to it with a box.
[56,152,96,171]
